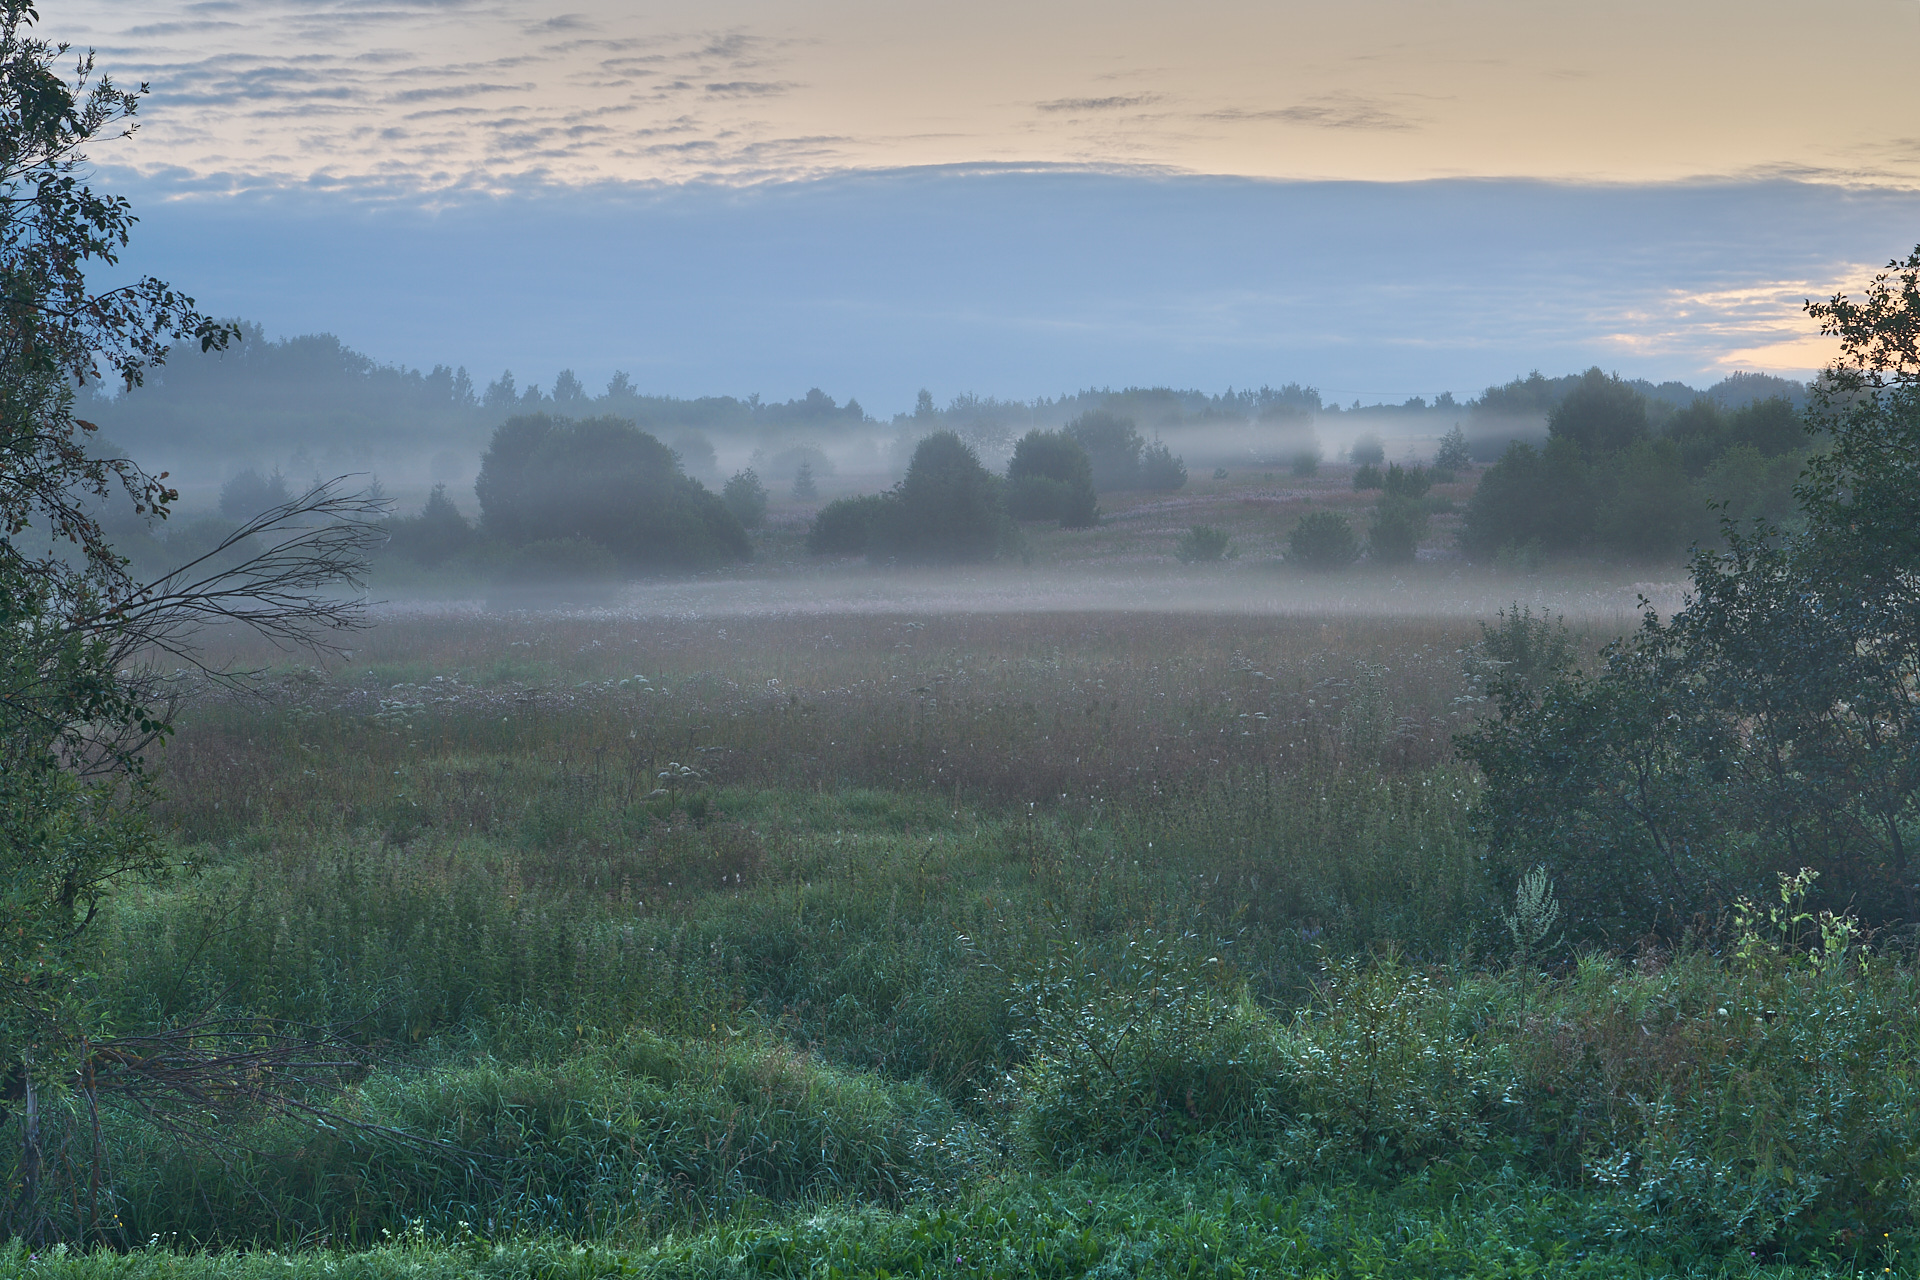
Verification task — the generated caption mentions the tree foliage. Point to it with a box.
[1005,429,1097,527]
[475,414,749,572]
[0,3,387,1237]
[868,431,1011,564]
[1463,248,1920,937]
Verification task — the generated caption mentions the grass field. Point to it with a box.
[13,529,1918,1277]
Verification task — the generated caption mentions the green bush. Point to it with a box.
[1138,441,1187,492]
[806,492,892,555]
[384,484,474,567]
[1005,430,1098,526]
[1433,424,1471,472]
[1011,933,1286,1166]
[868,432,1010,564]
[475,415,749,571]
[722,469,768,528]
[1351,463,1383,490]
[1458,437,1593,559]
[1380,462,1432,499]
[1174,524,1229,562]
[1348,434,1385,466]
[1288,448,1320,478]
[1288,510,1359,570]
[1066,409,1145,491]
[1367,496,1426,564]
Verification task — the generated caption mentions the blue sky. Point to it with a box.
[67,0,1920,414]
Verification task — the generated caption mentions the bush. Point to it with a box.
[1367,496,1427,564]
[1352,463,1383,490]
[1380,462,1432,499]
[1289,448,1320,478]
[476,415,750,571]
[807,493,892,555]
[1458,438,1593,559]
[218,467,290,519]
[1348,434,1385,466]
[1174,524,1229,562]
[722,468,769,528]
[1012,933,1286,1166]
[1433,424,1471,472]
[1138,441,1187,491]
[383,483,474,567]
[1288,510,1359,570]
[1066,409,1145,491]
[792,460,818,499]
[1549,367,1649,454]
[1005,430,1099,527]
[868,431,1010,564]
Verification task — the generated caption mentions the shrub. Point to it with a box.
[1066,409,1145,491]
[476,414,750,570]
[792,460,818,499]
[1458,437,1594,559]
[1289,510,1359,570]
[1289,448,1320,478]
[1592,437,1693,561]
[1352,463,1383,490]
[1012,933,1286,1166]
[218,467,290,519]
[1005,430,1098,526]
[383,483,474,567]
[868,431,1010,564]
[722,468,769,528]
[1433,424,1471,472]
[1367,496,1427,564]
[807,493,892,555]
[1174,524,1229,562]
[1348,434,1385,466]
[1138,441,1187,491]
[1549,367,1650,454]
[1380,462,1432,499]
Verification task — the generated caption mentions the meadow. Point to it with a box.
[10,553,1914,1280]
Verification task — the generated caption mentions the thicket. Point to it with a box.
[806,432,1014,563]
[1464,251,1920,940]
[1004,429,1098,527]
[1460,368,1811,562]
[474,414,749,572]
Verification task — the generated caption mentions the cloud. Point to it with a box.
[703,81,793,98]
[1206,93,1417,131]
[1036,94,1158,114]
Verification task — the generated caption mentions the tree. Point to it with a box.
[475,414,749,571]
[1367,495,1426,565]
[1433,425,1471,473]
[1462,248,1920,936]
[1548,367,1649,455]
[384,483,473,567]
[0,2,385,1237]
[868,431,1010,564]
[1288,510,1358,570]
[1065,409,1144,491]
[792,459,817,499]
[1005,429,1098,527]
[722,468,768,528]
[806,493,890,556]
[1138,441,1187,492]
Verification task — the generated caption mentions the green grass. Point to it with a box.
[10,607,1914,1274]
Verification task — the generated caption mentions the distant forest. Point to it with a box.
[81,320,1809,495]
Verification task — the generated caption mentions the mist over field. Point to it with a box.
[8,1,1920,1275]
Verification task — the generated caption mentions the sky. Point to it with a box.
[57,0,1920,411]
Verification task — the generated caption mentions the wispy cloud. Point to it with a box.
[1206,93,1417,131]
[1036,93,1158,113]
